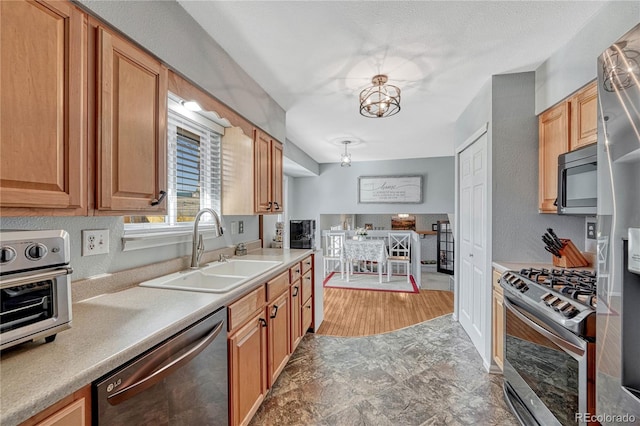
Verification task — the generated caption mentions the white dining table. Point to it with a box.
[343,239,388,283]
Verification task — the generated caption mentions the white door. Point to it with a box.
[458,131,489,360]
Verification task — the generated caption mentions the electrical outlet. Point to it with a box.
[230,222,238,235]
[239,221,244,234]
[82,229,109,256]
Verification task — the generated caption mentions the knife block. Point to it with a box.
[552,239,589,268]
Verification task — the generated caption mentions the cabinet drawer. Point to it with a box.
[301,255,313,274]
[228,285,266,333]
[289,262,302,284]
[301,270,313,302]
[266,271,289,303]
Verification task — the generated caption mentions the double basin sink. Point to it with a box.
[139,259,282,293]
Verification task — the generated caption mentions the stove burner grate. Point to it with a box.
[518,268,597,308]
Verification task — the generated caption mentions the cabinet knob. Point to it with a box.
[151,190,167,206]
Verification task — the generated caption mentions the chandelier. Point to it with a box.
[340,141,352,167]
[359,74,401,118]
[602,41,640,92]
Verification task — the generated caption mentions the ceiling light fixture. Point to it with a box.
[340,141,352,167]
[359,74,401,118]
[181,100,202,112]
[602,41,640,92]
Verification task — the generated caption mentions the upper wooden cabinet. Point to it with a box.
[538,81,597,213]
[539,102,569,213]
[94,24,168,214]
[570,81,598,151]
[0,0,87,215]
[254,130,283,214]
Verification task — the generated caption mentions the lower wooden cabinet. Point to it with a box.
[229,311,268,426]
[492,269,504,371]
[267,289,290,387]
[229,256,314,426]
[302,296,313,333]
[290,280,303,351]
[20,385,91,426]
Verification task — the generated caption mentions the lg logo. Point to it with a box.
[106,378,122,393]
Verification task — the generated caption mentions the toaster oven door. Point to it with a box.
[0,267,72,349]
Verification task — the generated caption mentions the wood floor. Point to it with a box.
[316,287,454,337]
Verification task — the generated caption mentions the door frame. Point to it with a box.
[454,122,494,372]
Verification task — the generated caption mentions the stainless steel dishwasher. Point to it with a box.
[93,307,228,425]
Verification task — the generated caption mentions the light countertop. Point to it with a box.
[0,248,312,426]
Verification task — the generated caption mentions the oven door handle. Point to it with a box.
[107,319,224,406]
[503,296,585,358]
[0,267,73,289]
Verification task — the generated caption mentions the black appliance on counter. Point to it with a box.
[290,220,315,249]
[501,268,596,426]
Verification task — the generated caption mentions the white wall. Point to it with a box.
[535,2,640,114]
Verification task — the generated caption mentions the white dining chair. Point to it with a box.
[387,232,411,283]
[323,232,346,278]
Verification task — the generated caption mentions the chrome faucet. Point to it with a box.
[190,208,224,269]
[219,253,230,262]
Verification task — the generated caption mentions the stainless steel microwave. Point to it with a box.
[557,144,597,215]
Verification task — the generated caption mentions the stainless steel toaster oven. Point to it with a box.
[0,230,73,351]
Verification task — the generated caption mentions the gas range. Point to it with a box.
[500,267,596,339]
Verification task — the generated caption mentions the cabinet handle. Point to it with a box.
[292,286,299,297]
[306,305,311,309]
[258,318,267,327]
[267,201,273,210]
[295,269,300,274]
[150,190,167,206]
[274,201,280,210]
[270,305,279,319]
[305,275,311,281]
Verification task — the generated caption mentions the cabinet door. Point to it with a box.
[302,297,313,334]
[538,102,569,213]
[0,0,87,215]
[570,81,597,151]
[271,140,284,213]
[96,26,167,213]
[254,129,272,213]
[290,281,302,351]
[21,385,91,426]
[229,312,268,426]
[268,291,290,386]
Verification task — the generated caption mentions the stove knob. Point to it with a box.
[0,246,17,264]
[25,243,48,261]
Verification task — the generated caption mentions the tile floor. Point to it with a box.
[421,271,452,291]
[250,314,518,425]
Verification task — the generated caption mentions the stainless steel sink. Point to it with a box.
[139,259,282,294]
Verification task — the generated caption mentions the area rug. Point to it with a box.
[323,271,419,293]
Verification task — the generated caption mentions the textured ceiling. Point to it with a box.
[178,1,607,164]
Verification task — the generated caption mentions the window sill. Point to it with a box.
[122,226,219,252]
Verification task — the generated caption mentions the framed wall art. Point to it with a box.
[358,175,423,204]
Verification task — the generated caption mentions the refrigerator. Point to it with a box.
[596,22,640,423]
